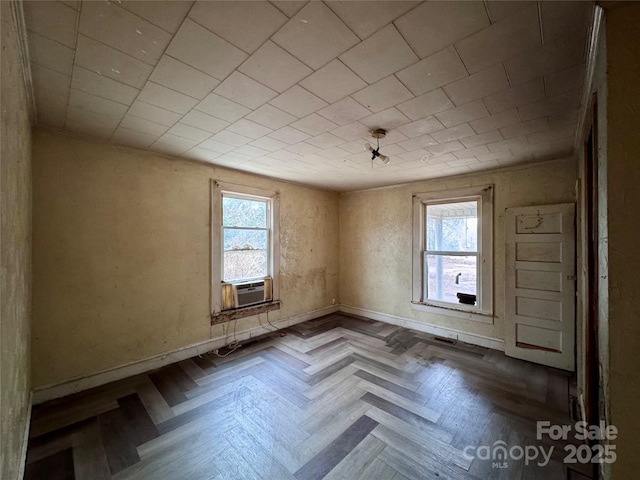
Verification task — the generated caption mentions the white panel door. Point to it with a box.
[505,203,576,371]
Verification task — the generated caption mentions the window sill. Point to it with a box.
[410,301,494,324]
[211,300,280,325]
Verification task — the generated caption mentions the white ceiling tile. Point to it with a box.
[306,133,344,149]
[435,100,489,127]
[138,82,199,114]
[239,41,312,93]
[430,123,476,144]
[317,147,350,160]
[166,123,212,142]
[396,89,454,121]
[66,105,122,132]
[234,145,271,159]
[330,122,370,142]
[539,1,592,45]
[459,130,503,148]
[291,114,339,137]
[213,152,253,166]
[183,147,222,163]
[27,32,74,76]
[486,136,528,153]
[71,66,139,106]
[198,139,236,154]
[75,35,153,89]
[268,126,311,144]
[272,2,359,70]
[79,2,171,65]
[189,1,287,54]
[166,19,248,80]
[268,149,304,161]
[395,1,489,59]
[505,37,586,86]
[24,1,77,48]
[326,1,419,40]
[69,89,129,118]
[285,142,322,156]
[120,115,169,136]
[112,126,159,148]
[209,129,252,147]
[484,1,534,23]
[195,93,250,123]
[352,76,413,113]
[453,145,490,159]
[340,138,371,154]
[501,117,548,139]
[396,47,467,97]
[270,85,328,118]
[128,100,182,127]
[271,1,306,18]
[299,60,367,104]
[396,117,444,138]
[226,119,273,140]
[180,110,229,134]
[397,134,438,151]
[469,109,520,134]
[249,136,290,152]
[443,64,510,106]
[339,25,418,84]
[397,149,431,162]
[152,134,199,155]
[214,72,277,109]
[246,104,297,130]
[317,97,372,126]
[482,79,545,114]
[150,55,220,100]
[517,90,580,122]
[360,107,410,130]
[455,3,541,74]
[118,1,193,34]
[377,129,408,145]
[545,65,585,98]
[427,140,465,156]
[31,64,70,99]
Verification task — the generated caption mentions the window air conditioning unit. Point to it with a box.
[221,277,272,310]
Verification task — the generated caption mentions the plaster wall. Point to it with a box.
[1,2,33,478]
[31,130,339,389]
[339,159,577,341]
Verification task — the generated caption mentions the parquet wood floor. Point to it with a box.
[24,313,590,479]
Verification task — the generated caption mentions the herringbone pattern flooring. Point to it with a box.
[25,313,587,480]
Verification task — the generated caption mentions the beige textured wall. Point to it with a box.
[1,2,33,479]
[606,4,640,477]
[32,130,338,388]
[339,159,576,341]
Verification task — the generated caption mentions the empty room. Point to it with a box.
[2,0,638,479]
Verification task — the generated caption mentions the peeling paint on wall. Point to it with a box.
[31,130,339,389]
[339,159,577,341]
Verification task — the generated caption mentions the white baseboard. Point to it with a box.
[339,305,505,351]
[17,391,33,480]
[32,305,339,405]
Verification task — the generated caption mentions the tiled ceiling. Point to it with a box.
[24,0,593,191]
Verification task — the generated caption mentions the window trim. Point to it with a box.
[412,185,493,322]
[211,180,280,315]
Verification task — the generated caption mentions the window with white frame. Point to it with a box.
[222,193,270,282]
[211,181,279,313]
[412,185,493,321]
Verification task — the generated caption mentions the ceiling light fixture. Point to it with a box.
[364,129,390,166]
